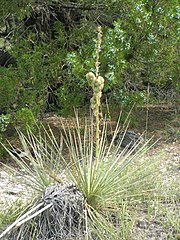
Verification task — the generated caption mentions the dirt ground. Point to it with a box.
[0,106,179,239]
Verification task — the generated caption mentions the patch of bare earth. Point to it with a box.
[0,167,32,210]
[131,142,180,240]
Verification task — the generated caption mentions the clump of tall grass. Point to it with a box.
[0,26,161,239]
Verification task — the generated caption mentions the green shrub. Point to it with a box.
[14,107,38,132]
[0,114,10,132]
[0,114,11,159]
[0,67,20,113]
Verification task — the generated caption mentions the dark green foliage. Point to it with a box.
[0,114,11,158]
[0,0,179,123]
[0,67,19,113]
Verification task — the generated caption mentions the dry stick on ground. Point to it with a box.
[0,202,50,239]
[0,182,85,239]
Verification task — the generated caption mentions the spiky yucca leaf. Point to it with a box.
[3,115,159,206]
[60,115,159,211]
[2,125,65,192]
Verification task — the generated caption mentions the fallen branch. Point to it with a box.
[0,202,52,239]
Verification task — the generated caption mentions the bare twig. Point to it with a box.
[0,202,44,239]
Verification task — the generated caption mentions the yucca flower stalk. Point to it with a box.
[86,26,104,162]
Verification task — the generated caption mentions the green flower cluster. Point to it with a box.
[86,72,104,115]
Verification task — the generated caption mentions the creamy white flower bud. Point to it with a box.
[86,72,95,82]
[98,76,104,87]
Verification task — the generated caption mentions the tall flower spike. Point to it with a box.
[86,26,104,161]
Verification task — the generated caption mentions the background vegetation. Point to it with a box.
[0,0,179,128]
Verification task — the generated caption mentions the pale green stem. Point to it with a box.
[95,104,100,161]
[95,26,102,161]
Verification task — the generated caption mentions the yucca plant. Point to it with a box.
[0,114,159,239]
[0,27,161,239]
[0,113,160,239]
